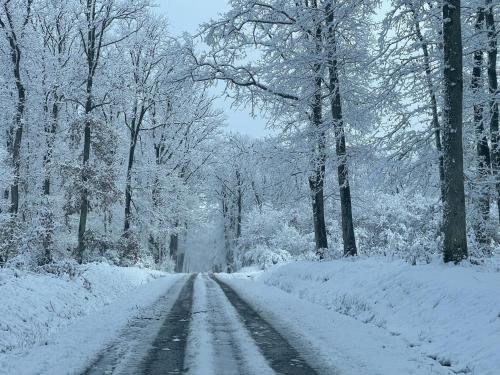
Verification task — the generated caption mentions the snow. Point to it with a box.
[0,262,182,375]
[222,257,500,375]
[185,275,216,375]
[2,257,497,375]
[185,274,275,375]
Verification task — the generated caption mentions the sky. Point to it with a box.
[156,0,271,138]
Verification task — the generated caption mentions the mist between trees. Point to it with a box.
[0,0,497,272]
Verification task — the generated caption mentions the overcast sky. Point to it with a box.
[156,0,271,138]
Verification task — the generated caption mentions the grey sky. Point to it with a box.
[156,0,271,138]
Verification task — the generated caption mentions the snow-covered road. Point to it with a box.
[80,273,454,375]
[83,274,324,375]
[3,272,458,375]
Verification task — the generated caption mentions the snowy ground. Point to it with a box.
[0,262,182,375]
[2,258,497,375]
[222,257,500,375]
[185,274,277,375]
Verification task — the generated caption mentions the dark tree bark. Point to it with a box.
[43,100,59,196]
[169,233,178,267]
[251,181,263,211]
[236,170,242,239]
[123,105,146,239]
[221,186,234,271]
[77,0,105,263]
[485,0,499,223]
[77,92,93,263]
[123,130,136,235]
[40,96,60,265]
[309,4,328,257]
[309,109,328,255]
[150,124,164,266]
[0,2,32,266]
[441,0,468,262]
[325,4,357,257]
[0,0,32,215]
[175,252,184,273]
[471,9,491,244]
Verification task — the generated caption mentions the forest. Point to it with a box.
[0,0,498,272]
[1,1,499,374]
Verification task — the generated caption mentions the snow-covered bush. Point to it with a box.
[240,245,291,270]
[355,192,440,263]
[235,205,314,269]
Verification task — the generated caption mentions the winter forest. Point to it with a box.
[0,0,497,271]
[0,0,499,374]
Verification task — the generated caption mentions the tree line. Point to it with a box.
[0,0,498,271]
[192,0,498,267]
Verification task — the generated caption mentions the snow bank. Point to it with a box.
[249,257,500,375]
[0,262,165,355]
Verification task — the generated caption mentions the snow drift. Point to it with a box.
[249,257,500,375]
[0,262,164,354]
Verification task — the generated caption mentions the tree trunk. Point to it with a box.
[236,170,242,239]
[0,8,28,216]
[485,0,499,223]
[221,186,235,271]
[175,252,184,273]
[169,233,178,268]
[471,9,491,244]
[442,0,468,262]
[43,99,59,196]
[309,12,328,257]
[326,5,357,257]
[10,80,25,216]
[251,181,262,211]
[41,97,59,265]
[76,91,93,264]
[124,127,137,236]
[123,105,146,243]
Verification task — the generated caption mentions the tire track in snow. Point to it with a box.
[212,275,322,375]
[185,274,275,375]
[85,273,321,375]
[136,273,196,375]
[83,274,194,375]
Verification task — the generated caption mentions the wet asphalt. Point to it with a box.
[137,274,196,375]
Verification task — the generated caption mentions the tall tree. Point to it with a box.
[379,0,445,202]
[442,0,468,262]
[196,0,375,256]
[35,0,75,264]
[470,7,491,245]
[309,0,328,254]
[119,17,167,262]
[74,0,148,263]
[485,0,499,222]
[325,2,357,256]
[0,0,33,215]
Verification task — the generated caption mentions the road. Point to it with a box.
[83,273,325,375]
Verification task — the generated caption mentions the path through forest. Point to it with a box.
[81,271,454,375]
[83,274,324,375]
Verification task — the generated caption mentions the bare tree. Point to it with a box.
[471,7,491,245]
[74,0,148,263]
[0,0,33,215]
[325,2,356,256]
[485,0,499,223]
[442,0,468,262]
